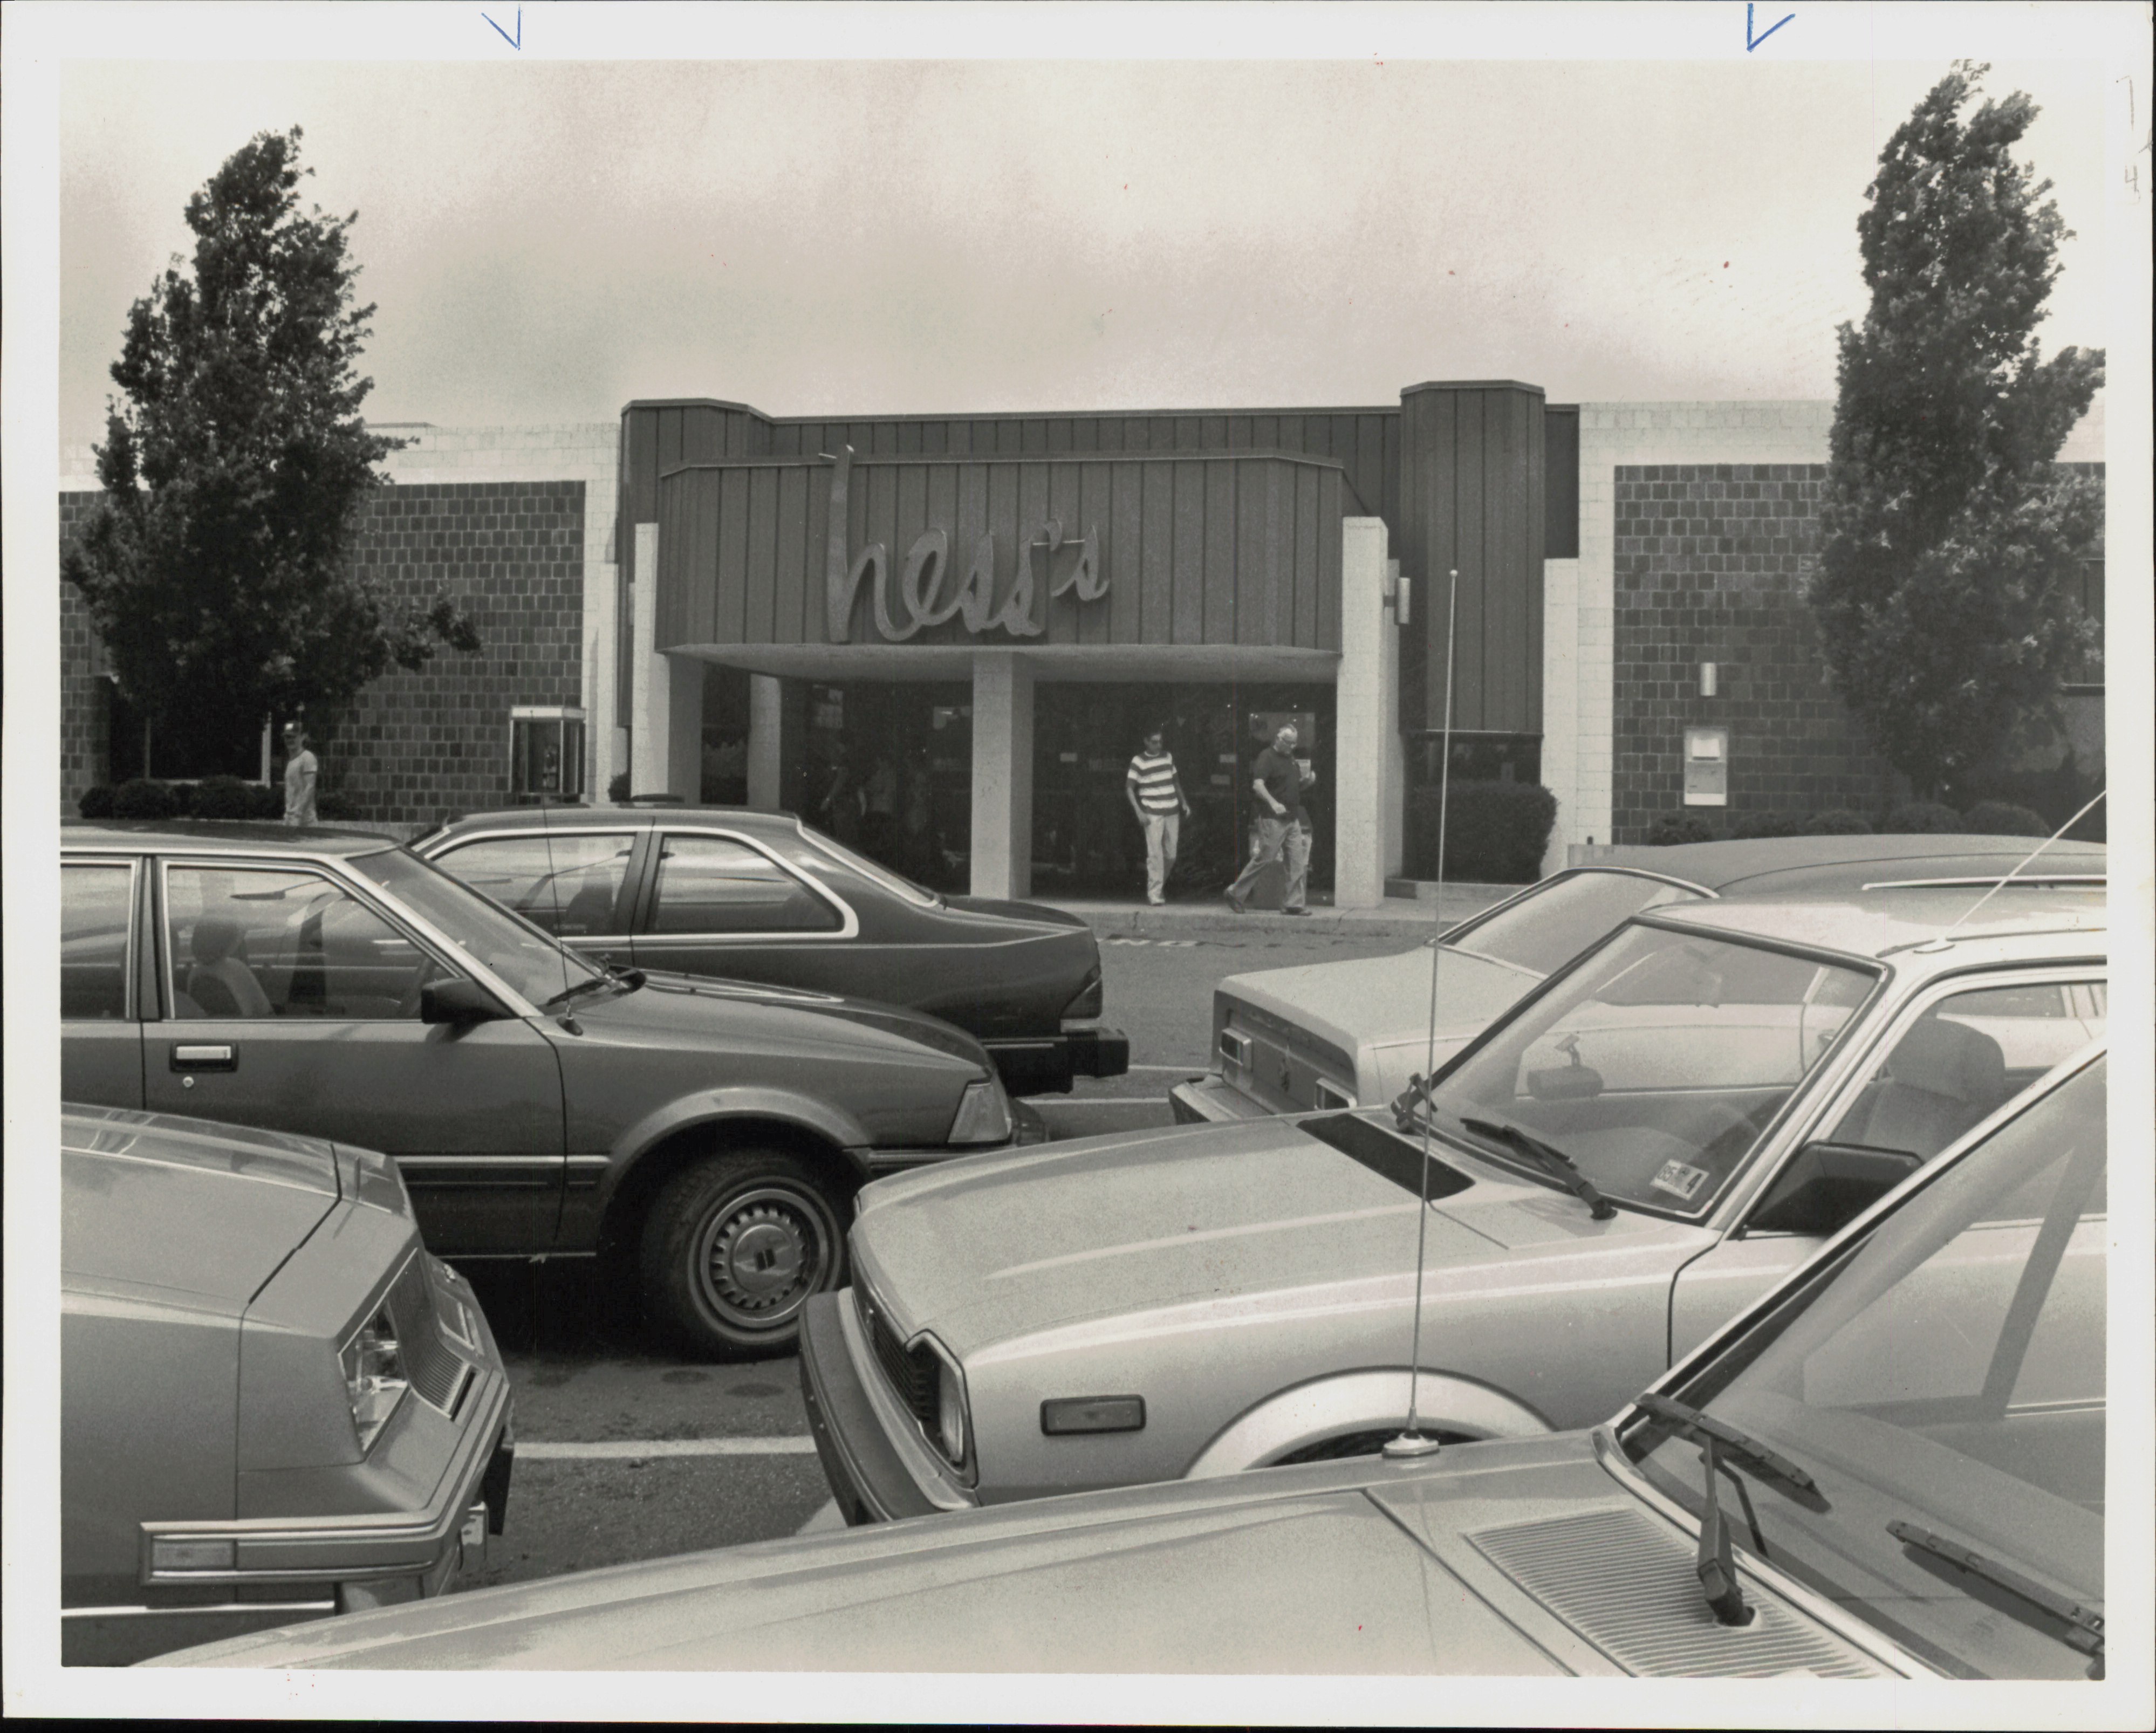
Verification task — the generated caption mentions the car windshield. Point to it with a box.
[351,846,607,1006]
[1623,1055,2106,1680]
[1419,922,1876,1216]
[1445,869,1704,975]
[795,825,940,907]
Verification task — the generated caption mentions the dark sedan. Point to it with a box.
[61,822,1042,1358]
[418,805,1128,1097]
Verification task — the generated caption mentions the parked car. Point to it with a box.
[1170,833,2106,1123]
[416,805,1128,1096]
[152,1043,2108,1679]
[61,1105,513,1665]
[793,882,2104,1520]
[60,821,1044,1358]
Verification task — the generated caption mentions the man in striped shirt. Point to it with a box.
[1125,728,1192,905]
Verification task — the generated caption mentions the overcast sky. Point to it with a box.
[57,43,2114,442]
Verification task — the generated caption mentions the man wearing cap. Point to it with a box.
[1225,722,1316,915]
[1125,727,1192,906]
[282,724,319,826]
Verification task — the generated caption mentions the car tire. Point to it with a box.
[640,1150,851,1359]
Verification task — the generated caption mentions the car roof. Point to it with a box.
[1585,832,2105,894]
[424,804,798,838]
[1645,882,2107,961]
[62,819,401,858]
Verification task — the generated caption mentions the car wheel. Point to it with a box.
[640,1150,850,1359]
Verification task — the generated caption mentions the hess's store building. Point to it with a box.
[58,381,2105,903]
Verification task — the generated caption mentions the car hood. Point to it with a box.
[152,1435,1628,1674]
[851,1115,1685,1359]
[570,970,992,1071]
[1222,944,1542,1091]
[61,1107,341,1311]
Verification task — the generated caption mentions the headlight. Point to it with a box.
[948,1077,1013,1146]
[340,1303,409,1452]
[934,1353,969,1468]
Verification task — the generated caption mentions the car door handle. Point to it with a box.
[170,1044,238,1071]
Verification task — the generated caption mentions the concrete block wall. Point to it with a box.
[1610,463,1895,840]
[333,479,587,826]
[1545,402,1834,862]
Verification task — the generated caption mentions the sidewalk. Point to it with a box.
[1039,883,1515,940]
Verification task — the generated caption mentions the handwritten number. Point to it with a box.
[483,7,521,49]
[1746,2,1793,52]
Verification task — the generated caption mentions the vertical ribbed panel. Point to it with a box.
[1469,1508,1884,1678]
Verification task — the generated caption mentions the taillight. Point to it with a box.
[1060,964,1104,1022]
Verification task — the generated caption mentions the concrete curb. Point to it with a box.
[1042,886,1514,941]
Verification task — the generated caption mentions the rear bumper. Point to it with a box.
[1168,1073,1274,1125]
[798,1292,966,1526]
[984,1027,1130,1095]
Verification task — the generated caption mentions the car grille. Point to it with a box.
[389,1255,475,1417]
[857,1286,939,1428]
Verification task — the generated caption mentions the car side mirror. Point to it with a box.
[421,977,509,1025]
[1748,1140,1922,1236]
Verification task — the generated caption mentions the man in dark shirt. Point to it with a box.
[1224,722,1316,914]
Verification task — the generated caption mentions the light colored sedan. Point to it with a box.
[798,883,2104,1520]
[1170,834,2106,1122]
[152,1043,2109,1680]
[61,1107,513,1664]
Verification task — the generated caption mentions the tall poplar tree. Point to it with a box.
[65,127,477,767]
[1810,63,2104,798]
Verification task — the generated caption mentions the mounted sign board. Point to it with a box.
[1683,727,1729,807]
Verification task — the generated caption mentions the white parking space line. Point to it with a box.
[518,1439,819,1460]
[1047,1097,1170,1107]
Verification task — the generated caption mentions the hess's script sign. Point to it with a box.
[825,447,1108,643]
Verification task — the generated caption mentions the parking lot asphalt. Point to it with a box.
[452,914,1491,1594]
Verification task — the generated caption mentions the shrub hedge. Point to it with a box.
[1645,811,1718,846]
[1961,799,2048,837]
[1884,801,1966,833]
[109,778,187,820]
[1803,809,1874,835]
[1728,810,1805,840]
[76,785,118,819]
[1404,780,1558,882]
[191,776,284,820]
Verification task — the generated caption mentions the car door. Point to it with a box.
[1667,967,2106,1364]
[426,827,641,970]
[628,828,856,989]
[61,857,146,1108]
[140,853,566,1253]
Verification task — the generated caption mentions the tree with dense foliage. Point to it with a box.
[1809,63,2104,798]
[64,127,477,766]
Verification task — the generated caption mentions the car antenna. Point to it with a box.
[1915,789,2106,952]
[1384,567,1458,1464]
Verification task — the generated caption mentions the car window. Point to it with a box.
[1447,871,1702,975]
[652,835,842,935]
[1422,924,1876,1217]
[434,833,635,937]
[63,863,134,1020]
[351,847,607,1006]
[165,865,450,1020]
[1631,1058,2105,1679]
[1822,979,2099,1165]
[796,826,940,907]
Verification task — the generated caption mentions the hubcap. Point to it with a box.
[694,1188,831,1328]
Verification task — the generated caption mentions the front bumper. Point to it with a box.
[984,1026,1131,1096]
[798,1291,975,1526]
[1168,1072,1274,1125]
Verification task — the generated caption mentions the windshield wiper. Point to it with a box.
[541,972,624,1010]
[1888,1519,2105,1677]
[1459,1116,1617,1220]
[1634,1392,1818,1494]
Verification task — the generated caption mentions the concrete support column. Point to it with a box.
[629,524,660,795]
[1383,559,1406,880]
[1539,557,1583,874]
[969,652,1034,901]
[1333,518,1396,909]
[665,655,703,801]
[747,674,784,810]
[588,559,620,800]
